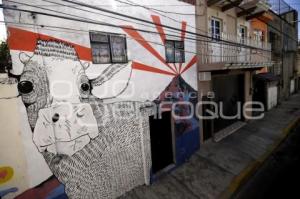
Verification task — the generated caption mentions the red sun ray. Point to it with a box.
[122,25,177,74]
[132,61,176,76]
[179,21,187,73]
[151,15,178,73]
[180,21,187,41]
[151,15,166,45]
[181,55,197,74]
[7,27,92,61]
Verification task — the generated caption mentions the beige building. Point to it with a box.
[195,0,272,142]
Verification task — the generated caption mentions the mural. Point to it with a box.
[123,15,200,165]
[0,167,14,185]
[3,2,198,196]
[13,39,152,198]
[0,167,18,198]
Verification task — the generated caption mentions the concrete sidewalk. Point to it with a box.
[120,93,300,199]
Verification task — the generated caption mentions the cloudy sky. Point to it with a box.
[0,0,6,41]
[0,0,299,41]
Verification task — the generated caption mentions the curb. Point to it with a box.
[219,117,300,199]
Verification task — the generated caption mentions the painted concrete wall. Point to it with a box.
[0,83,29,198]
[2,0,199,198]
[267,84,278,110]
[268,10,298,100]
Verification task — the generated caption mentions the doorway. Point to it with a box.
[149,111,174,174]
[213,74,245,133]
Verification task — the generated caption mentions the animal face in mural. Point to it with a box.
[17,39,131,156]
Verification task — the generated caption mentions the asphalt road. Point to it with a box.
[233,123,300,199]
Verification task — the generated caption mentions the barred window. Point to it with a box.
[165,40,185,63]
[90,32,127,64]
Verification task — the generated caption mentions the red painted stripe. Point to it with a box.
[7,27,92,61]
[181,21,187,41]
[132,61,176,76]
[181,55,197,74]
[122,25,177,74]
[151,15,166,45]
[15,177,61,199]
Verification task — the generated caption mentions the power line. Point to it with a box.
[0,3,271,52]
[40,0,200,45]
[120,0,298,47]
[3,0,269,57]
[228,0,298,43]
[12,0,191,43]
[1,3,200,43]
[115,0,197,16]
[1,20,269,59]
[10,4,195,7]
[113,0,207,35]
[60,0,271,52]
[36,0,272,57]
[9,0,272,54]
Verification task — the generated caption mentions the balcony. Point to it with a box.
[207,0,272,20]
[198,31,272,71]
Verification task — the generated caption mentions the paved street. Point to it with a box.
[120,93,300,199]
[233,119,300,198]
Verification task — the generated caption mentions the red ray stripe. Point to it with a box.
[122,25,177,74]
[151,15,166,45]
[181,21,187,41]
[7,27,92,61]
[179,21,187,73]
[181,55,197,74]
[132,61,176,76]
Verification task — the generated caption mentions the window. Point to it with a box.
[239,25,247,44]
[211,18,222,40]
[90,32,127,64]
[165,40,185,63]
[253,29,265,42]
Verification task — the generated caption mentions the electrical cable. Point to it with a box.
[0,20,270,59]
[115,0,199,16]
[0,3,272,53]
[59,0,272,52]
[228,0,298,43]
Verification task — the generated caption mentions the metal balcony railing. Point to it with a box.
[199,31,272,65]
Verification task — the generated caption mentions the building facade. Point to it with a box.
[196,0,272,142]
[1,0,199,198]
[1,0,298,198]
[267,0,298,98]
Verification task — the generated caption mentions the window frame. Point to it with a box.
[165,40,185,63]
[89,31,128,64]
[211,17,222,41]
[253,29,265,42]
[239,25,247,44]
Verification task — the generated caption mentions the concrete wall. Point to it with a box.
[2,0,199,198]
[268,10,298,100]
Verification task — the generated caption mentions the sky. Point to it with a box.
[0,0,6,41]
[0,0,299,41]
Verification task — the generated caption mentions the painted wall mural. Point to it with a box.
[10,38,153,198]
[0,81,32,199]
[3,0,198,197]
[0,167,18,198]
[123,15,200,165]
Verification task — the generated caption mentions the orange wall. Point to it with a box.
[250,19,268,41]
